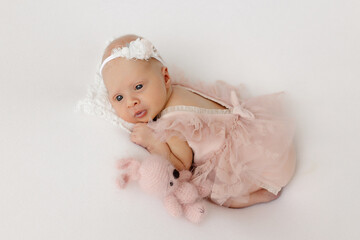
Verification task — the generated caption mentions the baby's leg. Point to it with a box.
[224,189,281,209]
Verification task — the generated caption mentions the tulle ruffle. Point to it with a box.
[148,75,296,205]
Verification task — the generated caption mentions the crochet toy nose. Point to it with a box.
[173,169,179,179]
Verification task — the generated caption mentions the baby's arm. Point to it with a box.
[130,123,193,171]
[163,136,193,170]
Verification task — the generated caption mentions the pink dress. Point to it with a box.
[148,76,296,206]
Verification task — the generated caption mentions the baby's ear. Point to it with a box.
[161,66,171,86]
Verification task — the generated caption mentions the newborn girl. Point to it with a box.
[98,34,296,208]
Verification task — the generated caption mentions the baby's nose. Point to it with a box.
[127,98,139,107]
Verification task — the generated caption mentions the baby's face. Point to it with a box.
[102,58,171,123]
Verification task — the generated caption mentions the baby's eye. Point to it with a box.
[116,95,123,101]
[135,84,143,90]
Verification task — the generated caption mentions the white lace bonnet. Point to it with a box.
[76,37,166,133]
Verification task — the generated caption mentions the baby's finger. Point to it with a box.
[130,134,139,144]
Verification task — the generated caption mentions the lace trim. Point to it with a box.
[159,105,231,118]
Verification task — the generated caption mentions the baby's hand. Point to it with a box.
[130,123,156,150]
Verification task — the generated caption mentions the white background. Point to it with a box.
[1,0,359,239]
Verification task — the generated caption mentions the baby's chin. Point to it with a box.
[119,111,157,124]
[121,116,152,124]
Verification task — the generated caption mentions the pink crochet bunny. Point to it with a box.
[117,155,211,223]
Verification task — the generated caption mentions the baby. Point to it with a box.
[100,34,296,208]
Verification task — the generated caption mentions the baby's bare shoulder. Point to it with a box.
[166,85,225,110]
[166,86,192,107]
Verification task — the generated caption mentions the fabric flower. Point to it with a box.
[121,47,130,58]
[141,39,154,59]
[129,38,145,59]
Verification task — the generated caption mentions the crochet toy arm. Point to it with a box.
[163,194,183,217]
[179,170,192,181]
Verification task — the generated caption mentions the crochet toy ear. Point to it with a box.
[117,158,141,189]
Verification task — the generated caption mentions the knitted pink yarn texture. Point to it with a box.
[117,155,211,223]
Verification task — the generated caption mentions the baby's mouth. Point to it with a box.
[134,110,147,118]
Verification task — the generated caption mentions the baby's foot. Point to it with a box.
[255,189,281,203]
[225,189,282,208]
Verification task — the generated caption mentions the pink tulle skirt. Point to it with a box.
[148,74,296,205]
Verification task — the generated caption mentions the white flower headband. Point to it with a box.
[76,37,165,133]
[99,37,166,76]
